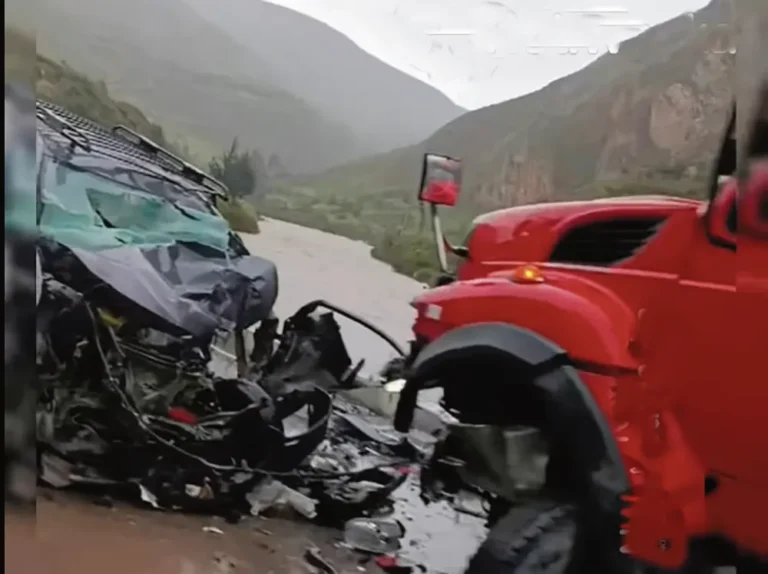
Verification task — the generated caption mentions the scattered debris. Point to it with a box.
[202,526,224,535]
[374,556,426,573]
[38,452,74,488]
[343,517,406,555]
[139,484,161,509]
[303,547,339,574]
[248,478,318,519]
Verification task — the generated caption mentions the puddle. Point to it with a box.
[390,474,487,574]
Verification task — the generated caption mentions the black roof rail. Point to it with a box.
[112,125,229,199]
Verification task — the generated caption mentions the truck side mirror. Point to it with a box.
[418,153,463,207]
[739,85,768,239]
[417,153,464,276]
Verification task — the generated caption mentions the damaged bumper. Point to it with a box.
[37,276,410,517]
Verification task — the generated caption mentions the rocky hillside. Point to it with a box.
[297,0,736,209]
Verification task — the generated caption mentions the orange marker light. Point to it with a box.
[511,263,545,284]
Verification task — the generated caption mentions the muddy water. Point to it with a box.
[240,218,426,374]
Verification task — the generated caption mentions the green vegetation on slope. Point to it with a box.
[216,199,262,235]
[5,26,261,235]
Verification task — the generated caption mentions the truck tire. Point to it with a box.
[465,499,718,574]
[465,499,586,574]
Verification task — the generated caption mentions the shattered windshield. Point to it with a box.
[38,158,232,253]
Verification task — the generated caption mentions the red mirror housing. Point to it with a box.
[741,162,768,239]
[709,178,738,245]
[418,153,463,207]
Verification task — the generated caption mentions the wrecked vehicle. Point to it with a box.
[34,100,415,522]
[390,86,768,571]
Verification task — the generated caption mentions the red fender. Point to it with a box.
[411,274,711,569]
[411,272,638,372]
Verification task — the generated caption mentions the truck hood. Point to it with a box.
[461,195,704,273]
[471,195,702,228]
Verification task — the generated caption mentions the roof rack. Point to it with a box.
[112,125,228,198]
[36,103,92,153]
[35,99,229,199]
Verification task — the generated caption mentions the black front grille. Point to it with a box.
[549,217,666,266]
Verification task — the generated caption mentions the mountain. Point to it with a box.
[8,0,360,172]
[181,0,466,153]
[294,0,737,209]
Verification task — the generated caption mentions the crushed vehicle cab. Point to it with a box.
[392,93,768,572]
[33,101,410,516]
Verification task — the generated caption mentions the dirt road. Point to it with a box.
[7,491,376,574]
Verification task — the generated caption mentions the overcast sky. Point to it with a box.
[266,0,712,109]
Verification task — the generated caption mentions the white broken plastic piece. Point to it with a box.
[39,452,73,488]
[138,484,161,508]
[343,517,405,555]
[383,378,406,393]
[246,478,317,519]
[185,484,203,498]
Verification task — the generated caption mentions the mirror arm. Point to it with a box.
[430,203,449,273]
[443,235,468,258]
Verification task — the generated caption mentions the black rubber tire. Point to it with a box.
[465,499,586,574]
[465,499,719,574]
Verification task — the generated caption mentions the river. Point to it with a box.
[240,218,426,375]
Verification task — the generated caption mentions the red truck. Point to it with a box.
[394,93,767,573]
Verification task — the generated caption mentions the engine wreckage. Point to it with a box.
[33,100,426,528]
